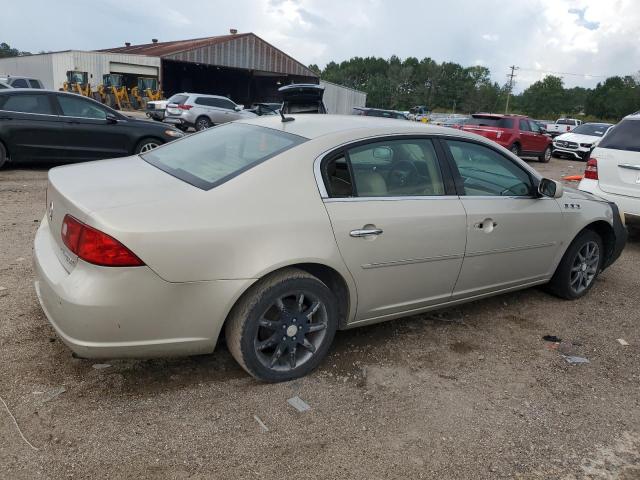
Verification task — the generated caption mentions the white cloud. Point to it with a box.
[2,0,639,91]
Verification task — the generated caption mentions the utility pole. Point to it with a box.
[505,65,519,114]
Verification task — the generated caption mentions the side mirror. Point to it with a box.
[106,113,119,124]
[538,178,563,198]
[234,105,243,111]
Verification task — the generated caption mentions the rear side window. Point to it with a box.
[598,120,640,152]
[142,123,306,190]
[167,94,188,105]
[467,117,513,129]
[0,93,53,114]
[10,78,29,88]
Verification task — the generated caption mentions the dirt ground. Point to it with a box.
[1,155,639,479]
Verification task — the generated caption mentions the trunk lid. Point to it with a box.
[279,84,326,114]
[46,156,198,272]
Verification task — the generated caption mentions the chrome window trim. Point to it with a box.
[619,163,640,171]
[0,109,58,118]
[324,195,458,203]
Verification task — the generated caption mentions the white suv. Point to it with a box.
[579,114,640,224]
[164,93,257,131]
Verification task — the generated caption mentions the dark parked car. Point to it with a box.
[352,107,406,119]
[0,89,183,168]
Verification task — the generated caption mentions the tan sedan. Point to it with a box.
[34,115,626,381]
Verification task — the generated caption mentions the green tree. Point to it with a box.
[519,76,565,118]
[0,42,31,58]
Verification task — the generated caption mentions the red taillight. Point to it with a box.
[584,158,598,180]
[567,126,571,131]
[61,215,144,267]
[178,104,192,110]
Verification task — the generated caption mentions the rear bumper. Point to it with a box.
[578,178,640,220]
[33,217,254,359]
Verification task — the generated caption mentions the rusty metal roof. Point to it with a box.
[97,33,318,78]
[98,33,251,57]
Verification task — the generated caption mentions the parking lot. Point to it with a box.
[0,156,639,479]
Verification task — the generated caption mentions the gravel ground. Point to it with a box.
[1,156,639,479]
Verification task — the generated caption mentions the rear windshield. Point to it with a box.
[142,123,307,190]
[167,94,188,105]
[467,117,514,128]
[571,124,611,137]
[598,119,640,152]
[556,119,575,125]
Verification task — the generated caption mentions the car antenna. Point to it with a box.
[280,108,294,123]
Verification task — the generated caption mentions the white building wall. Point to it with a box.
[0,51,161,90]
[320,80,366,115]
[0,54,54,88]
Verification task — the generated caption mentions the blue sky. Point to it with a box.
[2,0,638,91]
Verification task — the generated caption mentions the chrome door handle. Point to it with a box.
[350,228,383,238]
[474,218,498,232]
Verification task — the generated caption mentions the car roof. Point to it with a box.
[238,114,489,141]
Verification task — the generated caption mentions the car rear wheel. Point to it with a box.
[225,268,338,382]
[510,143,521,157]
[539,145,552,163]
[195,116,212,131]
[0,142,7,169]
[547,229,603,300]
[135,138,163,154]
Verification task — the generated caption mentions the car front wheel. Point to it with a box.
[225,268,338,382]
[547,229,603,299]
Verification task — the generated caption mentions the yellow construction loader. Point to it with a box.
[62,71,92,97]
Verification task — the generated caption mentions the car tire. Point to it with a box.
[510,143,521,157]
[134,137,163,154]
[547,229,603,300]
[176,124,189,132]
[225,268,338,382]
[195,116,212,131]
[539,145,552,163]
[0,142,7,169]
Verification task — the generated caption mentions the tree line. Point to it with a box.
[2,41,638,121]
[311,57,640,121]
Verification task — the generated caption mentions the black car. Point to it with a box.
[352,107,406,119]
[0,89,184,168]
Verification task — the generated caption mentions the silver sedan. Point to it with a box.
[34,115,627,382]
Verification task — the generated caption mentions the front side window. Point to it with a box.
[598,119,640,152]
[0,93,53,114]
[28,79,42,89]
[57,95,107,119]
[519,119,531,132]
[142,123,306,190]
[445,140,533,197]
[325,138,445,197]
[212,98,236,110]
[529,120,541,133]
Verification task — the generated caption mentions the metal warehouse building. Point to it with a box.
[0,31,365,113]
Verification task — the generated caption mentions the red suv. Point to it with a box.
[461,114,552,162]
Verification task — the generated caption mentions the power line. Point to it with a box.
[505,65,519,114]
[518,67,609,78]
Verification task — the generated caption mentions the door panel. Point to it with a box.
[55,94,129,160]
[443,138,565,296]
[453,197,564,296]
[326,198,467,320]
[0,93,62,161]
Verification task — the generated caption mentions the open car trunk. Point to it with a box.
[279,84,327,114]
